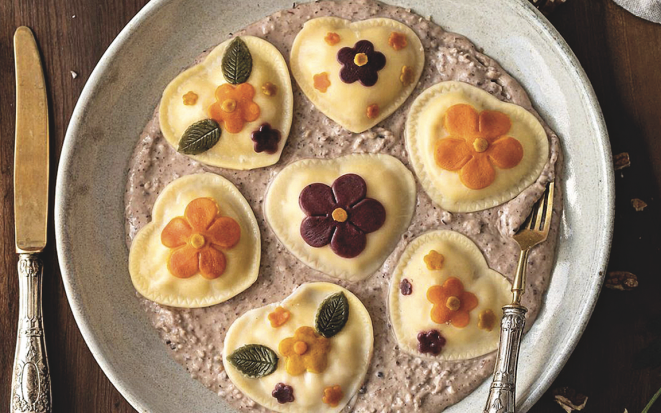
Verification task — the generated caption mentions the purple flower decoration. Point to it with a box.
[417,330,446,355]
[337,40,386,87]
[299,174,386,258]
[251,123,281,154]
[272,383,295,404]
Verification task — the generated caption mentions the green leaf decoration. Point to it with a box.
[177,119,221,155]
[315,292,349,338]
[228,344,278,378]
[222,37,252,85]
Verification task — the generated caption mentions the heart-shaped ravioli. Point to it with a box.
[160,36,293,169]
[290,17,424,133]
[264,154,416,281]
[224,282,373,412]
[128,173,261,307]
[406,81,550,212]
[389,230,511,360]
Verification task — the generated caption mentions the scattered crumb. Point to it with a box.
[72,15,76,18]
[70,71,78,79]
[552,387,588,412]
[613,152,630,171]
[631,198,647,211]
[605,271,638,291]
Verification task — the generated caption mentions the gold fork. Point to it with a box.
[484,181,555,413]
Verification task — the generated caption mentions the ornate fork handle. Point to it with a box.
[483,305,527,413]
[10,254,52,413]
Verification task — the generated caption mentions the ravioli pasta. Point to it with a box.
[389,230,512,360]
[128,173,261,308]
[223,282,374,413]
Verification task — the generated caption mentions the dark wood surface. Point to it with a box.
[1,0,660,411]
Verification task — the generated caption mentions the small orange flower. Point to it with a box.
[322,385,343,407]
[182,91,198,105]
[161,198,241,279]
[324,32,341,46]
[278,326,330,375]
[427,277,478,328]
[424,250,445,270]
[388,32,408,50]
[366,104,379,119]
[313,72,331,93]
[434,104,524,190]
[209,83,260,133]
[268,306,291,328]
[400,65,414,85]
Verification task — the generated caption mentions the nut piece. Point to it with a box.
[605,271,638,291]
[613,152,630,170]
[631,198,647,212]
[552,387,588,412]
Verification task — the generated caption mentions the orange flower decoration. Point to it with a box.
[322,385,343,407]
[278,326,330,375]
[209,83,260,133]
[268,306,291,328]
[427,277,478,328]
[161,197,241,279]
[434,104,524,190]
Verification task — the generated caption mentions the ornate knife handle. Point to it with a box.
[484,305,527,413]
[10,254,52,413]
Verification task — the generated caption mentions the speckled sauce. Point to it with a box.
[124,1,563,411]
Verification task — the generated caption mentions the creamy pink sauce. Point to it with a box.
[124,0,563,411]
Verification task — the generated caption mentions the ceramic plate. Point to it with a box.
[55,0,614,411]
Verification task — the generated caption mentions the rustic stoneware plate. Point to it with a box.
[55,0,614,411]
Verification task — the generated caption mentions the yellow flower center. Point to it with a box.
[294,341,308,355]
[190,233,206,249]
[446,296,461,311]
[332,208,348,222]
[473,138,489,153]
[354,53,368,66]
[221,98,237,113]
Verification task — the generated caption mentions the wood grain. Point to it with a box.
[0,0,660,412]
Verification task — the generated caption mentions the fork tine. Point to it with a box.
[542,181,555,234]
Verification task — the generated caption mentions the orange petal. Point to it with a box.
[434,138,472,171]
[459,155,496,190]
[430,303,454,324]
[460,291,479,312]
[161,217,192,248]
[450,310,471,328]
[207,216,241,249]
[427,285,448,304]
[215,84,234,101]
[208,101,224,124]
[198,246,226,279]
[222,112,245,134]
[236,83,255,99]
[442,277,465,297]
[185,198,219,230]
[489,137,524,169]
[242,101,260,122]
[444,104,479,137]
[167,246,200,278]
[478,110,511,140]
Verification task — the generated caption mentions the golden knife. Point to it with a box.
[10,26,52,413]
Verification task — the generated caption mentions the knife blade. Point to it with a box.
[14,25,49,253]
[10,26,52,413]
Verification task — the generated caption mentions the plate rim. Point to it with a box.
[54,0,615,411]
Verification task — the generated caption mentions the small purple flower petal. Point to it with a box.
[300,183,336,216]
[301,216,335,247]
[349,198,386,233]
[332,173,366,207]
[251,123,281,154]
[330,223,366,258]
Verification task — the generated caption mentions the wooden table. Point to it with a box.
[1,0,660,411]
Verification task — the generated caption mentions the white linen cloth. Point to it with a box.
[613,0,661,23]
